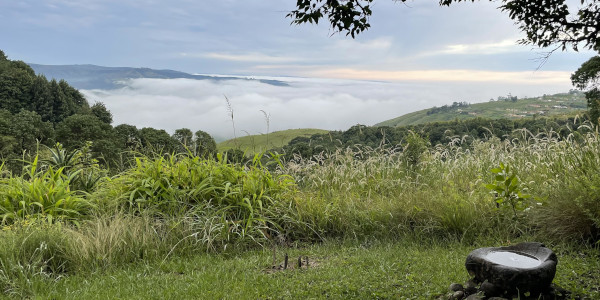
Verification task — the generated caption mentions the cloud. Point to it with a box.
[435,39,522,55]
[81,76,576,141]
[199,52,300,63]
[305,68,572,83]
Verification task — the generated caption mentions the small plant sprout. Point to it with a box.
[485,162,532,217]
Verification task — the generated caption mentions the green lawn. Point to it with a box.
[217,128,328,154]
[31,240,600,299]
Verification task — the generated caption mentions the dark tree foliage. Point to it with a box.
[277,116,593,160]
[0,61,34,113]
[427,101,470,115]
[91,102,113,124]
[0,54,89,124]
[55,114,120,165]
[114,124,142,150]
[289,0,600,52]
[0,109,54,172]
[194,129,217,157]
[572,56,600,125]
[55,114,114,149]
[139,127,177,153]
[29,75,54,121]
[173,128,194,152]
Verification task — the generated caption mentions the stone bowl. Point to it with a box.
[465,242,557,296]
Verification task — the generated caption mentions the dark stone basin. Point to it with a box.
[465,242,557,296]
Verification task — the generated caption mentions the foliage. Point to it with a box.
[402,131,429,166]
[572,56,600,125]
[0,127,598,297]
[0,220,70,298]
[138,127,176,154]
[42,142,107,193]
[278,114,592,161]
[90,102,112,124]
[194,129,217,157]
[0,54,88,123]
[485,162,532,217]
[172,128,193,152]
[0,157,94,225]
[94,153,297,244]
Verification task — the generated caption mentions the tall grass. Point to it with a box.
[283,127,600,243]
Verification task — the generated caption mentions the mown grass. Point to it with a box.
[217,128,328,154]
[0,126,599,298]
[23,240,600,299]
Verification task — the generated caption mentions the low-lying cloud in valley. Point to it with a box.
[81,75,576,141]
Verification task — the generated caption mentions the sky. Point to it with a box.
[1,0,596,139]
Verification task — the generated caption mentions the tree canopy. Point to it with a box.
[572,56,600,124]
[288,0,600,52]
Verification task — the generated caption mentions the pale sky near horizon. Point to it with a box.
[1,1,596,138]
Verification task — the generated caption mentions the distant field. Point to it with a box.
[217,128,328,154]
[376,92,587,127]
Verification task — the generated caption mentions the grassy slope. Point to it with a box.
[217,128,328,154]
[376,92,587,127]
[35,240,600,299]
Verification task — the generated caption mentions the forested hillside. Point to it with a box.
[0,50,217,173]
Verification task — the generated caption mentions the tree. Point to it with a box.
[48,79,69,123]
[55,114,119,165]
[139,127,176,153]
[91,102,113,124]
[114,124,142,150]
[0,109,17,158]
[572,56,600,125]
[288,0,600,52]
[55,114,114,150]
[173,128,194,152]
[29,74,54,122]
[9,110,53,154]
[193,130,217,157]
[0,62,34,113]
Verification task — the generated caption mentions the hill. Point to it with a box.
[217,128,329,154]
[376,92,587,127]
[27,64,288,90]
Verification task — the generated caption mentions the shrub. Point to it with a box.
[93,153,298,246]
[0,157,94,225]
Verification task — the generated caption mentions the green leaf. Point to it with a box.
[485,184,497,191]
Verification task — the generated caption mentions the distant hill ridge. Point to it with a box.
[28,63,288,90]
[376,91,587,127]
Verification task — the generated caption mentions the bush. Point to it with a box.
[0,157,94,225]
[93,153,298,246]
